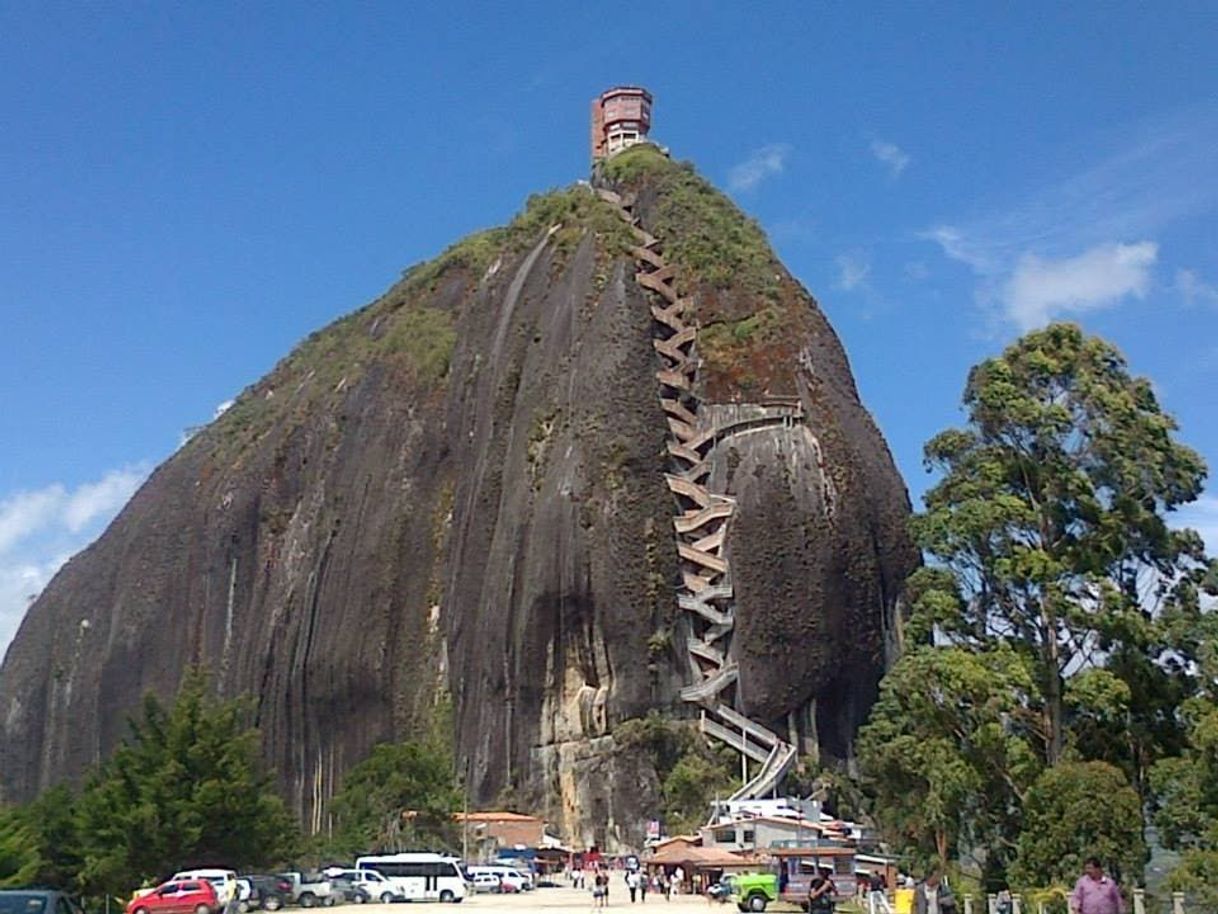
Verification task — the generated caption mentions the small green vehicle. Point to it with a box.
[728,871,779,912]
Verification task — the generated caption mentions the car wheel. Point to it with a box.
[439,891,454,903]
[747,894,768,913]
[322,896,336,907]
[379,893,394,905]
[350,895,364,905]
[299,894,318,909]
[264,897,283,912]
[195,906,212,914]
[134,908,149,914]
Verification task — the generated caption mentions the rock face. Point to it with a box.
[0,148,916,848]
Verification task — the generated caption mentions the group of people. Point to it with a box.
[859,857,1125,914]
[576,867,674,907]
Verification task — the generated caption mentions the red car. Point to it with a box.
[127,880,219,914]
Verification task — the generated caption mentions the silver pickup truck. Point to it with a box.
[277,873,333,908]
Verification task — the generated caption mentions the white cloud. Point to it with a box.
[0,487,67,554]
[1176,494,1218,556]
[63,468,147,533]
[728,144,791,192]
[920,105,1218,330]
[1175,269,1218,307]
[870,140,910,177]
[1002,241,1158,330]
[0,466,148,658]
[835,252,871,291]
[920,225,997,273]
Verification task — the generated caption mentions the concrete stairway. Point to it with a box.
[593,185,798,801]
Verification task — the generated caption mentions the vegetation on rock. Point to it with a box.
[324,698,459,855]
[614,712,736,835]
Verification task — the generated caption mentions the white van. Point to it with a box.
[354,853,466,903]
[467,865,530,892]
[170,871,239,908]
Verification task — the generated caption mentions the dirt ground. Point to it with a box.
[353,887,796,912]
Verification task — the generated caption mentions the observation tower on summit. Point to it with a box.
[590,86,653,162]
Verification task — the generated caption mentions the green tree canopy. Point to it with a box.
[857,645,1041,876]
[0,807,39,888]
[1011,761,1145,887]
[327,740,459,855]
[76,670,299,897]
[912,323,1208,766]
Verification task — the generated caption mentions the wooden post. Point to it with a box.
[1038,902,1046,914]
[1012,894,1022,914]
[963,895,974,914]
[1172,891,1185,914]
[987,894,998,914]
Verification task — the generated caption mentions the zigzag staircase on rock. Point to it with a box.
[594,185,798,801]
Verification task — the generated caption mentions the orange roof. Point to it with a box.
[453,810,542,823]
[653,834,702,849]
[646,844,763,868]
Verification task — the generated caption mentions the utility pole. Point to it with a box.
[462,756,470,861]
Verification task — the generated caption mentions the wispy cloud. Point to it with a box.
[1176,269,1218,308]
[920,104,1218,330]
[835,252,872,291]
[1003,242,1158,330]
[0,466,148,656]
[870,139,910,178]
[728,143,791,192]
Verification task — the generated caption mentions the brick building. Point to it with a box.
[454,810,545,858]
[590,86,653,162]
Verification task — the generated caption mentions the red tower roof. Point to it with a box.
[591,86,653,162]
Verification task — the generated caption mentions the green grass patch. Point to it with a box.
[602,145,779,299]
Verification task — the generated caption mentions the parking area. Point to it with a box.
[353,889,733,911]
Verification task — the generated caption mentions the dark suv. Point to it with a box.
[238,877,291,912]
[0,892,85,914]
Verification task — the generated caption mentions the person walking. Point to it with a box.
[640,871,649,903]
[1069,857,1124,914]
[913,870,956,914]
[807,867,836,914]
[870,871,894,914]
[627,870,639,904]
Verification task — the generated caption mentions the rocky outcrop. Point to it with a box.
[0,148,916,848]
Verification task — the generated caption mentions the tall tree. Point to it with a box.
[0,806,38,888]
[912,323,1208,764]
[328,742,459,855]
[76,671,299,897]
[857,645,1041,877]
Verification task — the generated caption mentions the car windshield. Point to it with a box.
[0,896,48,914]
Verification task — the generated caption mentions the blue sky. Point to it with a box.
[2,2,1216,654]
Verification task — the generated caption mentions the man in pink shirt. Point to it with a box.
[1069,857,1124,914]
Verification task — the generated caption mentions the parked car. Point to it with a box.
[325,878,369,906]
[126,880,220,914]
[0,890,85,914]
[322,871,399,905]
[237,876,291,912]
[469,874,501,894]
[277,874,332,908]
[170,871,239,910]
